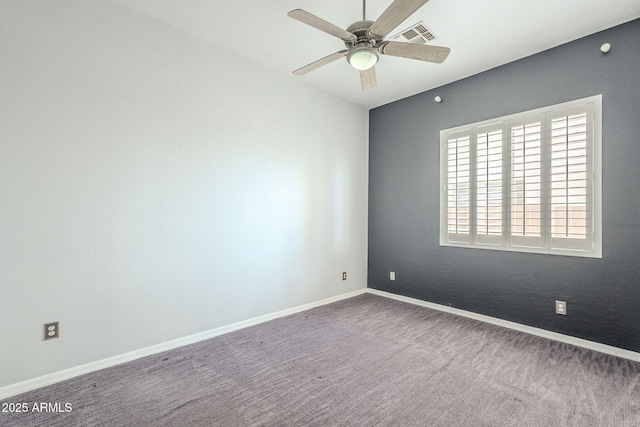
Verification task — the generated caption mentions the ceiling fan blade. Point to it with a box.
[380,41,450,63]
[288,9,357,42]
[369,0,430,39]
[360,67,378,91]
[293,50,349,76]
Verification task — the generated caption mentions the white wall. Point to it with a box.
[0,0,368,388]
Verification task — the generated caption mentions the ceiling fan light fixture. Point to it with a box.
[347,46,379,71]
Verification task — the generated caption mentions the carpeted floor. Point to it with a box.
[2,293,639,426]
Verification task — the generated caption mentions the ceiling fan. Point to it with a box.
[288,0,450,91]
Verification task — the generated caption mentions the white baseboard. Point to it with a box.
[3,287,638,400]
[366,288,640,363]
[0,289,367,400]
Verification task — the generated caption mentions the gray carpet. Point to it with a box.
[2,293,639,426]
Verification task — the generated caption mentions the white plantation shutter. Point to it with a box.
[446,133,471,242]
[548,107,593,251]
[476,127,503,245]
[440,95,601,258]
[510,121,543,248]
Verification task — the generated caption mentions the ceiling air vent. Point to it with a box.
[390,22,437,44]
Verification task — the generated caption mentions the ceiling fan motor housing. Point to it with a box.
[344,20,381,49]
[344,20,381,70]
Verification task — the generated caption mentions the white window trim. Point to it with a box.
[440,95,602,258]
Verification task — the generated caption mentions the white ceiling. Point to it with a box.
[113,0,640,109]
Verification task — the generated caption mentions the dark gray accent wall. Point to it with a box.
[368,19,640,352]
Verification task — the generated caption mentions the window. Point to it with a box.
[440,95,601,258]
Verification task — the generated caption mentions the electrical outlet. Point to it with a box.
[342,272,347,281]
[390,271,396,281]
[44,321,59,340]
[555,301,567,315]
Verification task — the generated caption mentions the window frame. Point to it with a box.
[439,95,602,258]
